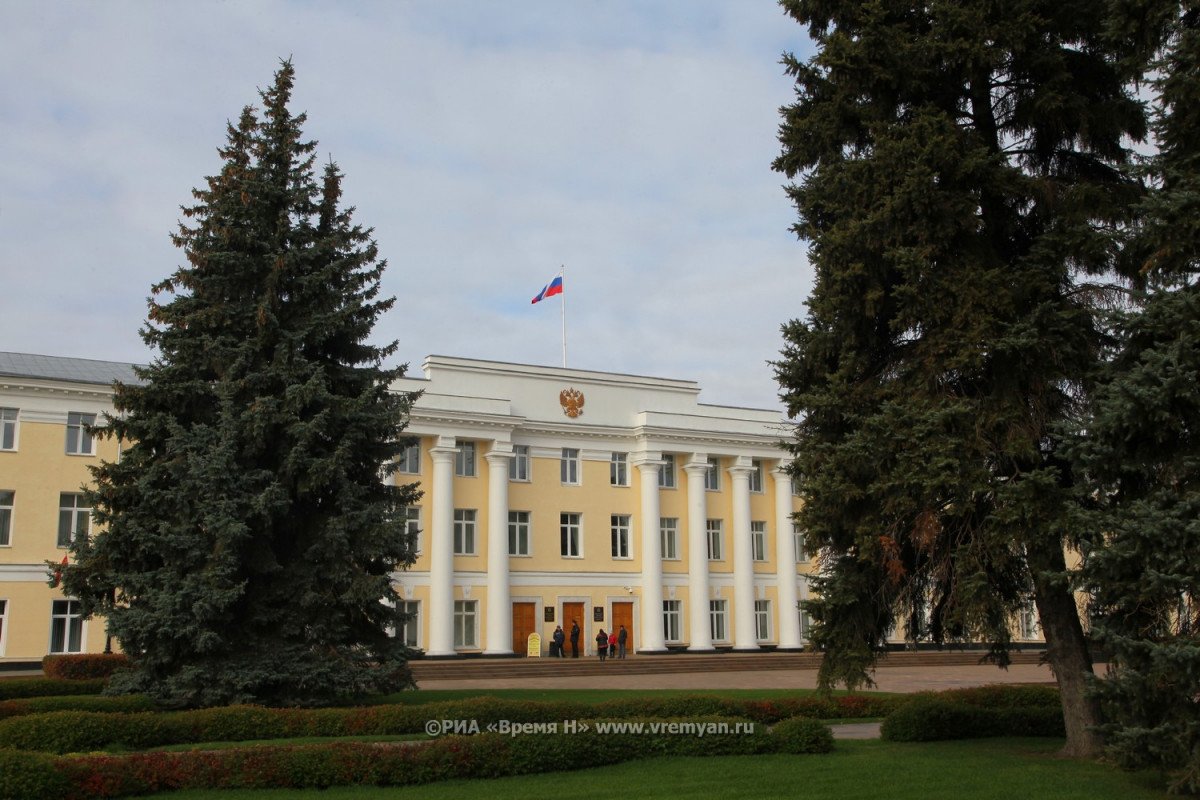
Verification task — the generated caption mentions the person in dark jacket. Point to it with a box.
[617,625,628,659]
[570,620,581,658]
[552,625,565,658]
[595,629,608,661]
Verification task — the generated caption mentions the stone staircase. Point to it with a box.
[408,648,1045,682]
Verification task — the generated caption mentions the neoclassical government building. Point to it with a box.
[0,351,824,662]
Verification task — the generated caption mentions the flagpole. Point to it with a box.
[560,265,567,368]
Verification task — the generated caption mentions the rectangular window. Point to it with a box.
[705,456,721,491]
[57,494,90,548]
[751,521,767,562]
[454,600,477,648]
[508,510,530,556]
[560,512,582,558]
[65,412,96,456]
[453,509,476,555]
[396,442,421,474]
[1019,606,1040,640]
[755,599,771,641]
[0,491,12,547]
[509,445,530,481]
[0,408,16,451]
[454,441,476,477]
[663,600,682,642]
[560,448,580,485]
[706,519,723,561]
[709,599,728,642]
[401,506,421,553]
[50,599,83,654]
[658,454,676,488]
[0,598,7,655]
[393,600,420,648]
[793,522,807,562]
[610,452,629,487]
[660,517,679,560]
[610,514,631,559]
[749,460,764,493]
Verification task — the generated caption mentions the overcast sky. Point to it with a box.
[1,1,816,411]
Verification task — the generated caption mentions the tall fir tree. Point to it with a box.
[773,0,1152,756]
[1073,3,1200,791]
[60,61,421,707]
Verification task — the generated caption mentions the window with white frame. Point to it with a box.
[610,452,629,487]
[1019,605,1040,640]
[560,512,582,557]
[660,517,679,560]
[659,454,676,488]
[800,607,812,642]
[401,506,421,552]
[0,491,12,547]
[709,599,728,642]
[705,456,721,491]
[453,509,476,555]
[755,599,771,641]
[610,514,631,559]
[396,442,421,474]
[751,521,767,562]
[0,408,16,451]
[560,448,580,485]
[663,599,682,642]
[50,599,83,653]
[793,522,807,562]
[65,412,95,456]
[706,519,723,560]
[509,445,530,481]
[394,600,420,648]
[749,460,764,492]
[57,494,90,548]
[455,441,476,477]
[454,600,477,648]
[508,510,530,556]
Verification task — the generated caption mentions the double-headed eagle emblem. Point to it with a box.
[559,388,585,419]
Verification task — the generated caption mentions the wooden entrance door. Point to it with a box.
[512,602,536,656]
[612,601,634,656]
[563,602,585,656]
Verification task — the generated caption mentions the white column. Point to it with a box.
[483,445,513,655]
[773,466,803,649]
[683,456,714,651]
[729,457,758,650]
[426,437,458,656]
[635,455,667,652]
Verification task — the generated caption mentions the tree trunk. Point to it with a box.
[1030,542,1104,758]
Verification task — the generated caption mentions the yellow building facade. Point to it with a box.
[0,352,821,663]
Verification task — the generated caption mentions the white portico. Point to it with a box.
[388,356,810,657]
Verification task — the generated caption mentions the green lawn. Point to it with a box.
[143,739,1170,799]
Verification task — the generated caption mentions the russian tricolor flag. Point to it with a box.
[531,274,563,304]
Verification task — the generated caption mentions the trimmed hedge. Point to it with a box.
[0,695,157,721]
[0,693,888,753]
[770,717,835,753]
[42,654,131,681]
[0,716,829,799]
[880,697,1065,742]
[0,678,105,701]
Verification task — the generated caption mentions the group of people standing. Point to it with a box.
[594,625,627,661]
[549,620,582,658]
[546,620,628,660]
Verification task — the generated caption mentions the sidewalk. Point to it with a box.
[416,661,1062,693]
